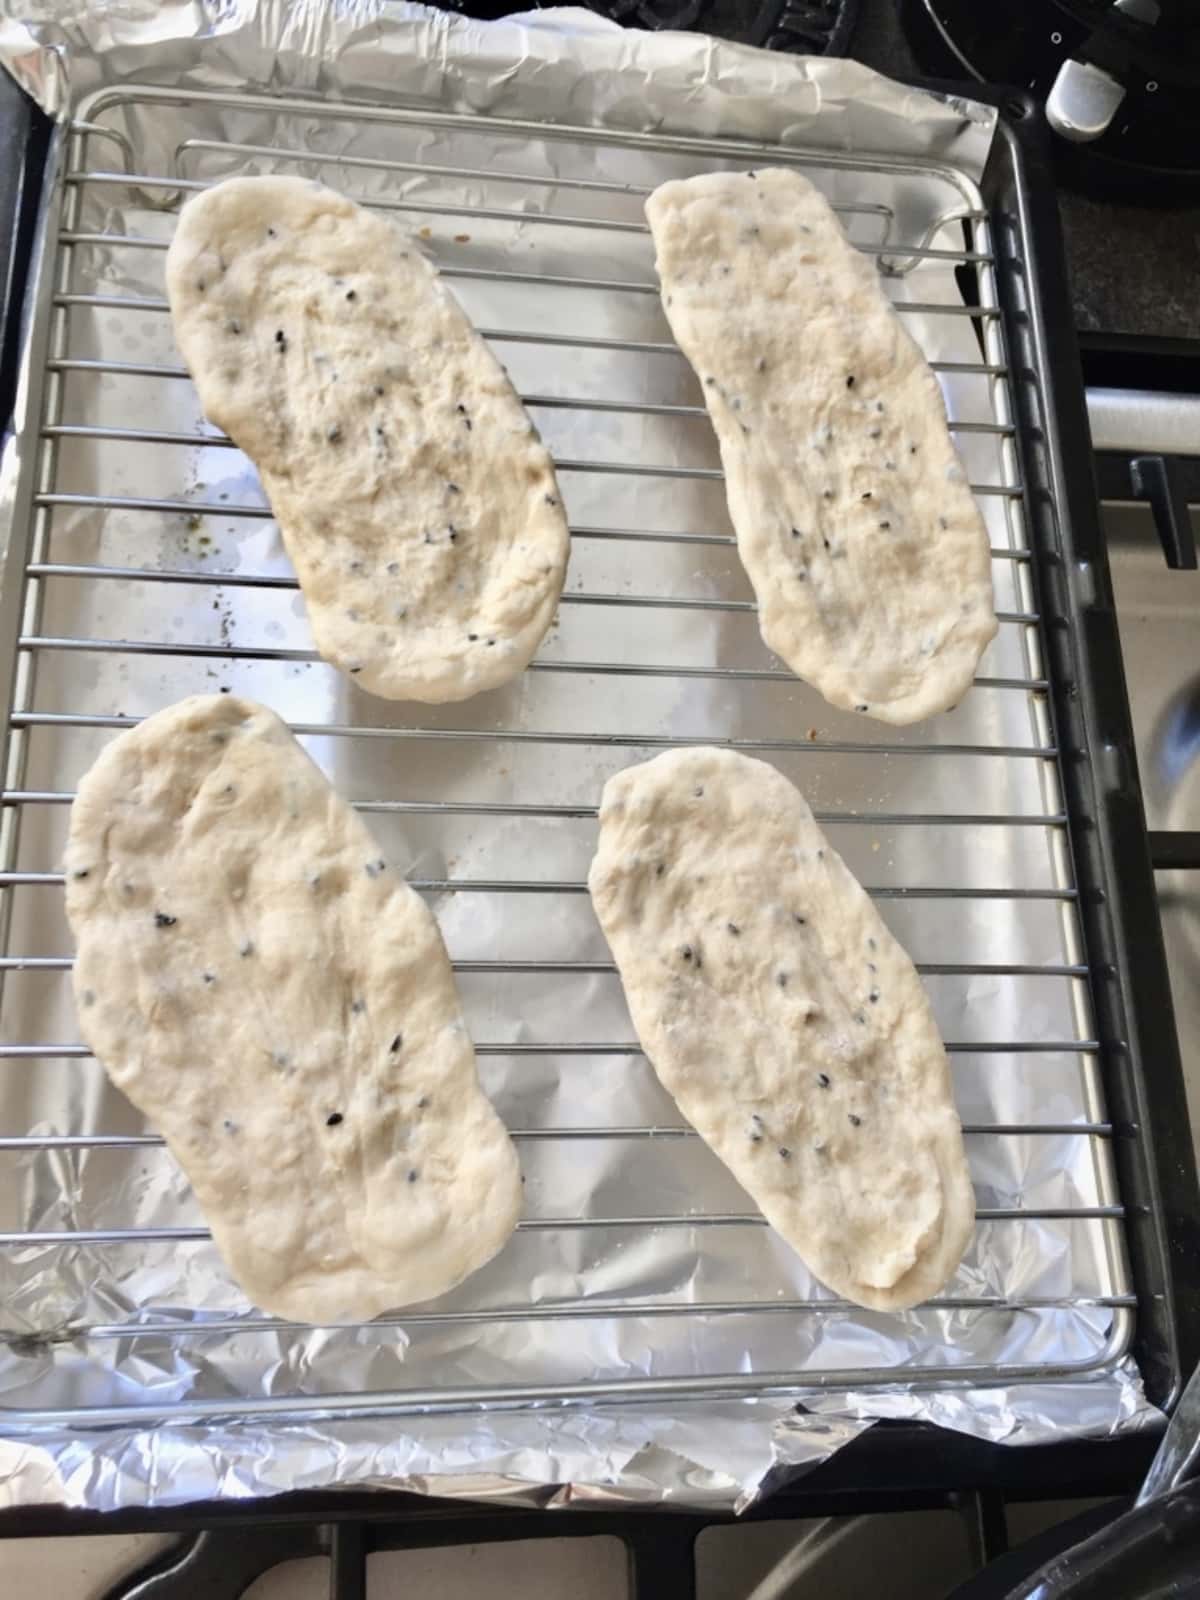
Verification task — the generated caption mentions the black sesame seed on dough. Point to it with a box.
[154,911,177,928]
[817,1072,831,1088]
[389,1033,403,1053]
[326,1112,344,1127]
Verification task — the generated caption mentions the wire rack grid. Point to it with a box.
[0,86,1133,1428]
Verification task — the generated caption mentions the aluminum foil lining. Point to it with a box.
[0,0,1162,1515]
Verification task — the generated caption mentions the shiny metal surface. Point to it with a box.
[0,3,1169,1517]
[1088,389,1200,462]
[0,79,1133,1450]
[1103,503,1200,1164]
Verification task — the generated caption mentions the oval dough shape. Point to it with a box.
[166,176,569,703]
[587,747,974,1311]
[645,169,997,726]
[64,694,521,1322]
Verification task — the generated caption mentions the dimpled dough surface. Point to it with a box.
[165,176,568,703]
[64,695,522,1323]
[645,169,997,726]
[588,748,974,1311]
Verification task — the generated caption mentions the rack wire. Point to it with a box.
[0,86,1132,1426]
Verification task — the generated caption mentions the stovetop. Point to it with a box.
[851,0,1200,341]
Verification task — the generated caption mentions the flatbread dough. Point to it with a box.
[645,169,997,726]
[587,747,974,1311]
[64,694,521,1322]
[166,176,569,703]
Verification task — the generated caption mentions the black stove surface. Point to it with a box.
[856,0,1200,340]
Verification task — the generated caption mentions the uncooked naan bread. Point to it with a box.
[588,747,974,1310]
[645,169,997,726]
[64,694,521,1322]
[166,176,569,702]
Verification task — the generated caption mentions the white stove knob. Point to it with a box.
[1046,58,1127,142]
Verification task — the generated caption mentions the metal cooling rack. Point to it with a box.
[0,87,1133,1427]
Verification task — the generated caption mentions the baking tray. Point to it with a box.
[0,84,1162,1430]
